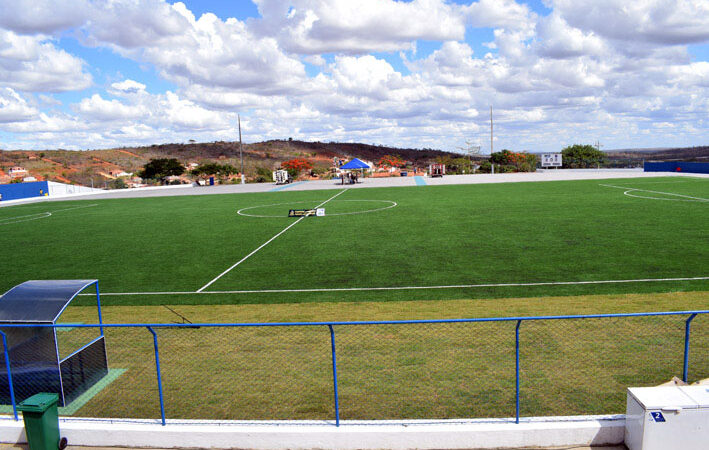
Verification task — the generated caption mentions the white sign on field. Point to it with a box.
[541,153,562,167]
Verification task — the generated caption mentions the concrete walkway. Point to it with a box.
[0,445,628,449]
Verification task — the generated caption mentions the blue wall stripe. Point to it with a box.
[270,181,308,192]
[644,161,709,174]
[414,176,427,186]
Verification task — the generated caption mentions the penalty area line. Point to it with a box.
[599,184,709,201]
[80,276,709,296]
[196,189,348,292]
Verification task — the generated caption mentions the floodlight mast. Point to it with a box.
[238,114,244,184]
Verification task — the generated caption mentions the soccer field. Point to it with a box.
[1,176,707,305]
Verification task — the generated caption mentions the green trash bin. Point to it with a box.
[17,393,67,450]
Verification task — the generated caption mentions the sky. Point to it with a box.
[0,0,708,153]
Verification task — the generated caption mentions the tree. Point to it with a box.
[561,144,605,168]
[138,158,185,181]
[191,163,237,178]
[378,155,404,168]
[282,158,313,175]
[489,150,538,172]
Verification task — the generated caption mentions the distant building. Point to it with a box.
[9,167,28,178]
[109,170,132,177]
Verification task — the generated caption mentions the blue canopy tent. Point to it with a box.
[340,158,370,170]
[339,158,370,184]
[0,280,107,407]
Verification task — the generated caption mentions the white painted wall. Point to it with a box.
[0,415,625,449]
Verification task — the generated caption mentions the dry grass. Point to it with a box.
[54,291,709,421]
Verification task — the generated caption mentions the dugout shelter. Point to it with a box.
[0,280,108,407]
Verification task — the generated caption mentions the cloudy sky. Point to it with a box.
[0,0,708,152]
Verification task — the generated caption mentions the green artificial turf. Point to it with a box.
[1,176,707,305]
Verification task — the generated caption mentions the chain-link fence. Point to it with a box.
[1,311,707,425]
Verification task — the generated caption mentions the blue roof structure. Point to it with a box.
[0,279,107,407]
[340,158,370,169]
[0,280,97,323]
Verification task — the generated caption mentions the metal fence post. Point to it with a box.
[147,327,166,426]
[328,325,340,427]
[95,281,104,336]
[515,320,521,424]
[683,313,698,383]
[0,331,17,421]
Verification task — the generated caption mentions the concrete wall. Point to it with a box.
[0,415,626,449]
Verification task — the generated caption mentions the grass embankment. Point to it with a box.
[55,291,709,421]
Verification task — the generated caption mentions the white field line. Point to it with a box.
[196,189,348,292]
[80,276,709,296]
[0,203,98,225]
[599,184,709,202]
[237,199,398,218]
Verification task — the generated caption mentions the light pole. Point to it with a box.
[238,114,244,184]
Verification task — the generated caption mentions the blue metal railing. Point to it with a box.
[1,309,707,425]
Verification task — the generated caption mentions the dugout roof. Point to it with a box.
[0,279,97,323]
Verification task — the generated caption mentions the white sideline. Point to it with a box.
[0,415,626,449]
[80,276,709,296]
[196,189,348,292]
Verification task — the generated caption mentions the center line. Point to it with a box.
[196,189,348,292]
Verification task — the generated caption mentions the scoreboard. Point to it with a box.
[541,153,562,167]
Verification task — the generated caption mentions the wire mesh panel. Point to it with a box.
[2,311,702,422]
[68,326,162,419]
[156,325,333,420]
[0,326,61,405]
[519,315,687,416]
[335,321,516,420]
[688,314,709,382]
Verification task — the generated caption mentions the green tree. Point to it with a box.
[191,163,237,178]
[109,178,127,189]
[138,158,185,182]
[561,144,605,168]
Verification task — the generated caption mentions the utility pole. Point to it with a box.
[238,114,244,185]
[490,105,494,174]
[490,105,493,155]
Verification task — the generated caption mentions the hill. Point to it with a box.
[0,140,459,187]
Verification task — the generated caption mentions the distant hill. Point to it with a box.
[2,141,706,186]
[0,140,461,187]
[605,146,709,161]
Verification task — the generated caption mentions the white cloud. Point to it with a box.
[251,0,466,54]
[0,88,38,123]
[551,0,709,45]
[86,3,309,95]
[76,94,146,121]
[0,29,92,92]
[0,0,707,152]
[0,0,90,35]
[536,14,605,59]
[109,79,147,94]
[160,91,229,130]
[463,0,535,32]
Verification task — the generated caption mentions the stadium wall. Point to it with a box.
[644,161,709,173]
[0,181,49,202]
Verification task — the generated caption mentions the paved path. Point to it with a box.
[0,444,627,449]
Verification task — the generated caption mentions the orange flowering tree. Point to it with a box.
[491,150,537,172]
[378,155,405,168]
[282,158,313,178]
